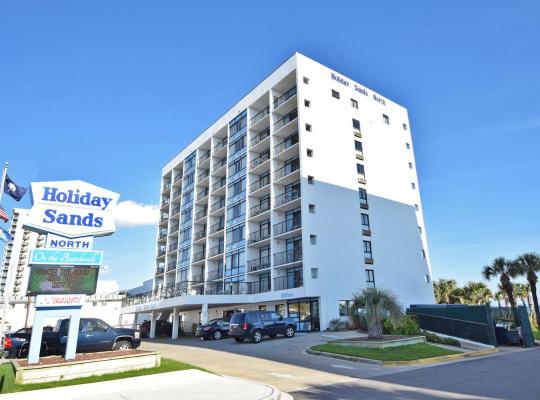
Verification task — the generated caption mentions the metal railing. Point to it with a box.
[155,267,165,275]
[207,270,224,281]
[162,182,171,191]
[250,151,270,169]
[250,106,269,125]
[172,189,182,199]
[211,176,227,192]
[274,272,303,291]
[274,132,299,156]
[249,200,271,218]
[197,169,210,182]
[247,280,271,294]
[196,188,209,202]
[195,207,207,221]
[250,175,270,193]
[170,205,181,216]
[274,248,302,266]
[247,256,271,272]
[249,127,270,147]
[273,86,297,109]
[169,224,179,235]
[273,109,297,131]
[208,245,224,257]
[273,218,301,236]
[192,251,205,262]
[247,227,271,244]
[214,137,228,152]
[193,228,206,241]
[198,150,211,165]
[274,189,301,208]
[210,199,226,214]
[209,221,225,234]
[274,160,299,180]
[166,262,176,272]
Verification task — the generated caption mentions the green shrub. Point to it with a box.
[349,313,368,331]
[423,331,461,347]
[327,318,345,331]
[383,315,420,335]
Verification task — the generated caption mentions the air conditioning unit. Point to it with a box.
[362,229,372,237]
[354,130,362,138]
[360,203,369,210]
[364,257,374,265]
[357,177,367,185]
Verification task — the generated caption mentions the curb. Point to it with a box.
[306,346,498,366]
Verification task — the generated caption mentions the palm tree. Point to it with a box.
[463,281,493,305]
[494,290,506,308]
[514,252,540,328]
[350,288,402,339]
[433,279,460,304]
[482,257,520,311]
[513,283,529,307]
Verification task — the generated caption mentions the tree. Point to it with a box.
[350,288,402,339]
[514,252,540,329]
[462,281,493,305]
[482,257,520,310]
[494,290,506,308]
[513,283,529,307]
[433,279,461,304]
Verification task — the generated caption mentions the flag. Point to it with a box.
[0,205,8,222]
[3,175,27,201]
[0,227,12,243]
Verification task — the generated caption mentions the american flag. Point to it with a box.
[0,205,9,222]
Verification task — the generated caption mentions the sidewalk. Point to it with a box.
[0,370,292,400]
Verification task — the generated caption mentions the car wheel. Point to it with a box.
[214,330,222,340]
[234,337,244,343]
[285,326,296,338]
[252,330,262,343]
[269,334,277,338]
[113,340,133,351]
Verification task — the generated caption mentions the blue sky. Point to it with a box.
[1,1,539,291]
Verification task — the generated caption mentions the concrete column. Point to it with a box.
[201,303,209,325]
[149,311,157,339]
[64,312,81,360]
[171,307,179,339]
[133,312,138,329]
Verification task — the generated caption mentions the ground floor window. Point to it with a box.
[275,304,285,316]
[287,297,320,331]
[258,305,266,311]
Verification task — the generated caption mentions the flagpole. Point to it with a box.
[0,161,10,337]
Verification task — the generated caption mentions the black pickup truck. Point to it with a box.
[1,318,141,358]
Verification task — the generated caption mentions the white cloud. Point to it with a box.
[113,200,159,227]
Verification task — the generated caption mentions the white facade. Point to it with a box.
[120,53,434,332]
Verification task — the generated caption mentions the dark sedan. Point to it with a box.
[195,319,229,340]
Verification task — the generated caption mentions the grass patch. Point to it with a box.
[311,343,460,361]
[532,328,540,341]
[0,358,200,394]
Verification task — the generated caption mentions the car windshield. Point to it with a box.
[230,313,245,324]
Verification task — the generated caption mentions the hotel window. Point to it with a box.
[339,300,351,317]
[421,250,426,258]
[227,202,246,223]
[332,89,340,99]
[310,235,317,245]
[383,114,390,125]
[307,149,313,157]
[225,250,245,276]
[418,226,423,234]
[352,118,361,130]
[226,224,245,247]
[305,123,312,132]
[415,204,419,211]
[403,123,408,130]
[303,76,309,84]
[311,268,319,279]
[406,142,411,149]
[355,140,363,153]
[409,162,413,169]
[228,155,246,177]
[363,240,372,258]
[358,188,368,204]
[229,134,247,156]
[425,274,431,283]
[308,175,314,184]
[304,99,311,108]
[228,177,246,201]
[356,164,365,176]
[411,182,416,190]
[366,269,375,286]
[361,213,370,228]
[351,98,358,109]
[309,204,316,214]
[229,110,247,136]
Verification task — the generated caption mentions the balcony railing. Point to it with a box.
[247,255,271,272]
[273,218,301,236]
[197,188,209,202]
[274,132,299,156]
[160,213,169,223]
[249,127,270,147]
[211,177,226,192]
[208,245,224,258]
[158,247,166,256]
[247,280,271,294]
[161,199,170,209]
[207,270,224,281]
[273,109,297,132]
[193,228,206,241]
[167,262,176,272]
[174,173,183,183]
[274,189,301,208]
[155,267,165,275]
[213,157,227,172]
[250,106,269,125]
[168,243,178,253]
[162,182,171,192]
[195,207,207,221]
[274,161,300,180]
[247,227,271,244]
[274,248,302,266]
[169,224,179,234]
[274,272,303,291]
[198,150,211,165]
[214,137,228,152]
[192,274,205,283]
[170,205,181,216]
[250,151,270,169]
[198,169,210,182]
[159,230,167,239]
[172,189,182,199]
[249,200,271,218]
[250,175,270,193]
[192,251,205,262]
[209,221,225,234]
[210,199,226,214]
[273,86,297,109]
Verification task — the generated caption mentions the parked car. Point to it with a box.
[229,311,296,343]
[195,318,229,340]
[139,319,173,338]
[1,318,141,358]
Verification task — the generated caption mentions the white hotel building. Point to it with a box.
[120,53,435,334]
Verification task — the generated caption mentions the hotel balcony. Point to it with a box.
[171,189,182,201]
[158,229,167,241]
[273,108,298,138]
[167,243,178,254]
[192,250,206,264]
[209,199,226,216]
[274,132,299,160]
[194,207,207,223]
[166,262,176,272]
[213,137,228,157]
[249,175,270,196]
[198,150,211,169]
[162,182,171,194]
[159,213,169,225]
[197,169,210,185]
[211,176,227,195]
[273,248,302,268]
[249,151,270,175]
[248,200,271,221]
[273,161,300,185]
[247,226,271,246]
[193,227,207,243]
[249,127,270,152]
[273,86,297,113]
[212,157,227,177]
[273,219,301,240]
[207,269,224,281]
[208,221,225,236]
[207,245,224,260]
[273,189,301,212]
[170,205,181,218]
[274,272,303,291]
[247,256,271,273]
[160,198,170,210]
[157,247,166,258]
[196,187,209,204]
[169,224,179,236]
[246,280,271,294]
[250,106,270,131]
[173,172,183,185]
[155,266,165,276]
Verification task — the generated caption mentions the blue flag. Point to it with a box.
[3,175,27,201]
[0,227,12,243]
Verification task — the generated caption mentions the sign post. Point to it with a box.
[23,180,118,364]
